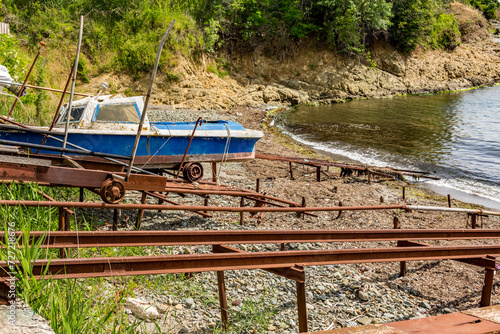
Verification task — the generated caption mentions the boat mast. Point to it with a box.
[125,20,175,182]
[62,15,84,152]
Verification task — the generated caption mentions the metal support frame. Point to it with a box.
[11,228,500,249]
[216,270,228,330]
[213,245,307,331]
[136,192,147,230]
[398,240,496,307]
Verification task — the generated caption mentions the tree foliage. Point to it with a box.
[464,0,499,19]
[0,0,492,73]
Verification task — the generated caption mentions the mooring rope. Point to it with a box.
[216,122,232,183]
[140,124,172,169]
[0,91,34,124]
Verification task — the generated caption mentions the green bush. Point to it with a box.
[0,34,26,81]
[428,13,461,49]
[463,0,499,19]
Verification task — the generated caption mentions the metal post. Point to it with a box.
[481,267,495,307]
[447,194,452,208]
[136,192,147,230]
[47,62,74,132]
[204,195,209,214]
[8,41,46,118]
[393,216,400,229]
[397,234,406,277]
[113,209,119,231]
[402,186,406,200]
[217,270,229,330]
[58,207,66,258]
[296,280,308,333]
[400,260,407,277]
[62,16,84,152]
[301,197,306,219]
[64,209,71,231]
[239,197,245,225]
[316,166,321,182]
[256,178,260,193]
[126,20,175,182]
[175,117,203,179]
[79,188,84,202]
[471,214,477,229]
[289,161,294,180]
[212,162,217,183]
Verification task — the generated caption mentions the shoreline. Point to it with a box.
[263,86,500,212]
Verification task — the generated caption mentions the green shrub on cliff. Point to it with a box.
[391,0,461,52]
[462,0,499,19]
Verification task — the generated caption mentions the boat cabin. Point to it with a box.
[55,95,149,132]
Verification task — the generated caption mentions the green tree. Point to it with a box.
[319,0,392,53]
[391,0,460,52]
[468,0,499,19]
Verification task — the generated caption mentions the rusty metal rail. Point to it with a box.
[2,244,499,279]
[10,229,500,248]
[256,153,439,181]
[1,200,499,216]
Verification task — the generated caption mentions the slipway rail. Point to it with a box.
[1,241,499,333]
[1,200,499,216]
[8,228,500,248]
[255,153,439,182]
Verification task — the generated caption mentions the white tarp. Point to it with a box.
[0,64,13,89]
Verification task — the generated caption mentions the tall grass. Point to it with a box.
[0,182,151,333]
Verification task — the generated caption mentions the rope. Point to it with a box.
[0,91,34,124]
[140,124,172,169]
[216,122,232,183]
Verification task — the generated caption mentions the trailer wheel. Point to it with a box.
[100,178,126,204]
[183,162,203,182]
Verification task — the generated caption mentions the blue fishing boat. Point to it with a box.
[0,94,263,181]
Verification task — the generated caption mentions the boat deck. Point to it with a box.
[311,305,500,334]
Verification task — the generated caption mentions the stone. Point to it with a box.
[232,300,242,307]
[185,298,194,306]
[358,291,369,301]
[175,304,184,310]
[383,313,395,319]
[419,301,431,310]
[357,316,372,326]
[125,298,160,320]
[306,303,315,310]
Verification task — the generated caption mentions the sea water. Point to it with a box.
[278,86,500,210]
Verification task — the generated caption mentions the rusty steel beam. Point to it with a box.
[397,240,497,272]
[256,153,438,180]
[0,163,166,191]
[144,191,212,218]
[5,199,499,217]
[163,186,303,208]
[0,200,405,212]
[11,229,500,249]
[4,244,500,279]
[213,245,306,282]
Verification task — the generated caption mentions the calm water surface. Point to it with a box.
[279,86,500,209]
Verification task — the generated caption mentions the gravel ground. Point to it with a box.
[88,105,500,333]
